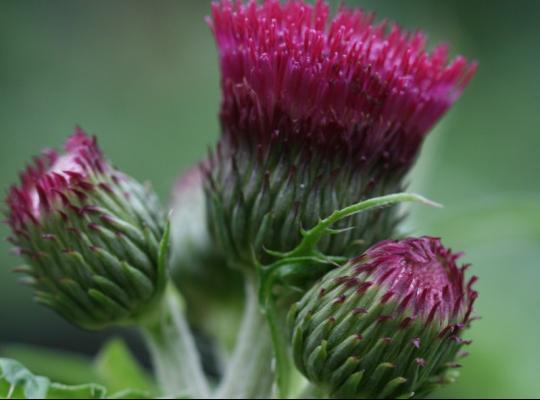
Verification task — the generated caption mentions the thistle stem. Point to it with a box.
[141,284,210,398]
[216,276,275,399]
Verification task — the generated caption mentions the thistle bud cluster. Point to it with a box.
[3,1,479,399]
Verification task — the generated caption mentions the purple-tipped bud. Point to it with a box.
[205,0,476,268]
[289,237,478,398]
[5,129,166,330]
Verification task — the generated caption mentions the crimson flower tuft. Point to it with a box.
[210,0,476,168]
[205,0,476,269]
[289,237,478,398]
[5,128,166,329]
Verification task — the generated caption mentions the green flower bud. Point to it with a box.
[289,237,478,399]
[5,129,166,330]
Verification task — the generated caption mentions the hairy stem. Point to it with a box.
[141,284,210,398]
[216,276,275,399]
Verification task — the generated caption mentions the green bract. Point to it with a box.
[205,143,405,271]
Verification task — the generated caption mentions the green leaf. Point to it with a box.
[94,339,155,395]
[46,383,107,399]
[0,358,50,399]
[0,357,149,399]
[1,344,100,386]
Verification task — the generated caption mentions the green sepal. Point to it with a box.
[337,370,365,397]
[329,356,361,390]
[137,217,171,324]
[305,341,328,383]
[380,377,408,399]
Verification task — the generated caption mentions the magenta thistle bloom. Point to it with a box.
[205,0,476,268]
[210,0,476,170]
[289,237,478,398]
[5,128,166,329]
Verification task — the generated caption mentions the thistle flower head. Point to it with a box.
[289,237,478,398]
[5,129,166,330]
[209,0,476,170]
[205,0,477,269]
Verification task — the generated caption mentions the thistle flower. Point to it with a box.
[288,237,478,398]
[5,129,166,330]
[205,0,476,269]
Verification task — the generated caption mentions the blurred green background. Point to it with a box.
[0,0,539,398]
